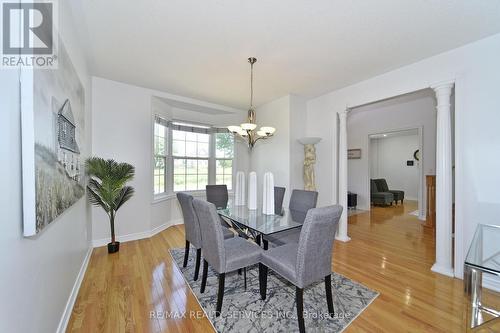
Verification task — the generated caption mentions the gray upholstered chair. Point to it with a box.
[370,179,394,206]
[206,184,229,209]
[206,184,233,228]
[193,199,264,317]
[259,205,343,333]
[374,178,405,204]
[263,190,318,249]
[176,192,234,281]
[274,186,286,216]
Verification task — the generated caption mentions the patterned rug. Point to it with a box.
[168,248,378,332]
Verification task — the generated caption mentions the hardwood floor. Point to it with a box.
[67,201,499,332]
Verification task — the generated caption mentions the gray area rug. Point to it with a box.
[168,248,378,332]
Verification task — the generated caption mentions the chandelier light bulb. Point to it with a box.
[241,123,257,131]
[256,130,267,137]
[228,125,242,133]
[260,126,276,135]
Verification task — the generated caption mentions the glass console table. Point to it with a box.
[464,224,500,331]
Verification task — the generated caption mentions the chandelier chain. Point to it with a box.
[250,60,254,108]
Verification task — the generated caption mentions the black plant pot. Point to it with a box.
[107,241,120,254]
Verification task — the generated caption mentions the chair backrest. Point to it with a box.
[192,199,226,273]
[289,189,318,223]
[206,185,229,209]
[274,187,286,215]
[375,179,389,192]
[295,205,343,288]
[370,179,379,194]
[176,192,202,248]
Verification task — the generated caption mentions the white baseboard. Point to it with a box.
[151,218,183,236]
[483,275,500,293]
[92,219,184,248]
[431,263,455,277]
[56,246,93,333]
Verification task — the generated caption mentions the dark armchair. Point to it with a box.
[370,179,394,206]
[374,178,404,204]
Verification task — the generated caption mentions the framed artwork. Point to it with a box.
[21,39,86,236]
[348,149,362,159]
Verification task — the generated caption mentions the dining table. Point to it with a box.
[217,202,305,246]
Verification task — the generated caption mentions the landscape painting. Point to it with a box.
[22,39,86,236]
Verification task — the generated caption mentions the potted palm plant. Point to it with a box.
[86,157,135,253]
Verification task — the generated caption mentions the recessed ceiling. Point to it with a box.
[72,0,500,109]
[152,96,232,115]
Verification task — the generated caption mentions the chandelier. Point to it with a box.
[228,57,276,149]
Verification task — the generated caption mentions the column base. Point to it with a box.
[431,263,454,277]
[335,235,351,242]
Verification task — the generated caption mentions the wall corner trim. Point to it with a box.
[56,246,93,333]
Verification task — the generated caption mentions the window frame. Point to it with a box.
[214,132,235,190]
[152,116,235,201]
[153,119,169,196]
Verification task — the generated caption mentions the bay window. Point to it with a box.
[153,117,234,198]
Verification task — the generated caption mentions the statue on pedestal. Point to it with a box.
[298,137,321,191]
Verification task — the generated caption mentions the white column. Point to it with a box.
[431,81,454,277]
[336,109,351,242]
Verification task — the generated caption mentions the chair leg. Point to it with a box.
[325,274,335,317]
[259,263,268,300]
[216,273,226,317]
[183,240,190,267]
[263,239,268,250]
[296,287,305,333]
[238,268,242,275]
[244,267,247,290]
[256,234,261,246]
[194,248,201,281]
[200,260,208,293]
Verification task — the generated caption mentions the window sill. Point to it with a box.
[152,193,176,203]
[152,190,234,204]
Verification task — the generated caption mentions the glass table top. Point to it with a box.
[217,203,304,236]
[465,224,500,275]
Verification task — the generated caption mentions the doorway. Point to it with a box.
[368,128,424,219]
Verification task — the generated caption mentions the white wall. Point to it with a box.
[289,95,308,192]
[306,32,500,278]
[370,134,420,200]
[0,2,92,332]
[251,96,291,205]
[91,77,248,244]
[347,93,436,211]
[250,94,308,207]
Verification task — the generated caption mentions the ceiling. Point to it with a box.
[73,0,500,109]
